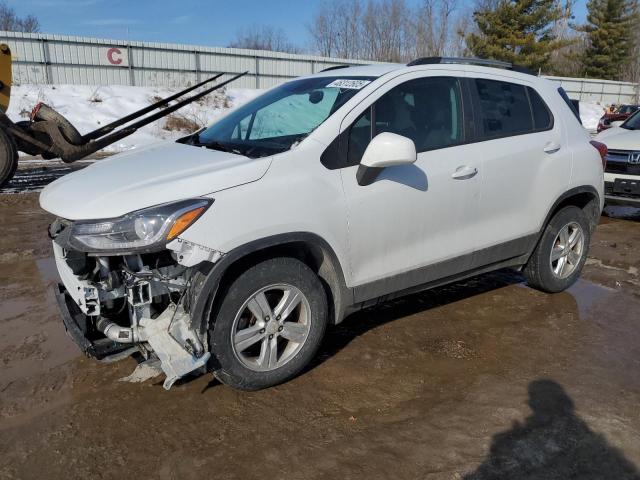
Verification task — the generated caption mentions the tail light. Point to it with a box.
[590,140,608,169]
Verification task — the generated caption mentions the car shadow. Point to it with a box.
[309,268,523,371]
[199,269,523,393]
[464,379,640,479]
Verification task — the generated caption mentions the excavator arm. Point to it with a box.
[0,42,248,188]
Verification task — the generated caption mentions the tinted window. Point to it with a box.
[347,108,372,166]
[475,79,533,137]
[346,76,463,164]
[528,87,553,130]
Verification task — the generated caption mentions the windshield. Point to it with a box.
[192,76,375,158]
[615,105,638,115]
[622,110,640,130]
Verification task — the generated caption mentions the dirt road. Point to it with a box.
[1,193,639,480]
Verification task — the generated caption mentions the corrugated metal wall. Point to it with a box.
[2,31,639,103]
[1,31,370,89]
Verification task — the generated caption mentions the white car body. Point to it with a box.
[40,60,605,389]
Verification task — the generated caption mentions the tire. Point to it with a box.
[0,128,18,189]
[33,103,82,146]
[523,205,591,293]
[209,257,328,391]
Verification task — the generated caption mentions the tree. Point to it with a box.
[229,25,300,54]
[466,0,570,72]
[0,1,40,33]
[581,0,638,80]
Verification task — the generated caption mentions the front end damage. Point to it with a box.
[51,222,221,390]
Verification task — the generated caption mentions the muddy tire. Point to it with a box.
[209,257,328,391]
[0,128,18,189]
[33,103,82,146]
[524,206,591,293]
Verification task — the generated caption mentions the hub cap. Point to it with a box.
[550,222,585,279]
[231,284,311,372]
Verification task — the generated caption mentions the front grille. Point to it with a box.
[605,149,640,176]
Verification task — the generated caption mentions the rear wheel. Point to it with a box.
[0,128,18,189]
[209,257,328,390]
[523,206,590,292]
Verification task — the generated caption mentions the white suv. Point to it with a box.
[41,58,605,390]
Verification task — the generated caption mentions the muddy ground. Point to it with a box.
[1,189,639,479]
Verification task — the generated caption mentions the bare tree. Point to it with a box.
[411,0,458,57]
[309,0,467,62]
[0,2,40,33]
[229,25,300,54]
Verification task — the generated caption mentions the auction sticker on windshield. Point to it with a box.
[326,79,371,90]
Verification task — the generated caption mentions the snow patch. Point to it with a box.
[7,84,262,154]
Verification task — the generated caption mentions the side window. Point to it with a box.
[475,79,533,138]
[345,76,464,166]
[527,87,553,131]
[347,108,372,166]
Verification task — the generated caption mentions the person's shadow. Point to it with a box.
[465,379,640,479]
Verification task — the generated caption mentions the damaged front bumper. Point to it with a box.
[52,240,215,390]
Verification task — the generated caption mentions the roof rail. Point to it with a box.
[320,65,351,72]
[406,57,535,75]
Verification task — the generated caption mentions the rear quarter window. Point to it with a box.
[473,79,555,140]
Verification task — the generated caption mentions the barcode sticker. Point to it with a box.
[326,79,371,90]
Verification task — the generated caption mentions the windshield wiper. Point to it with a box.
[191,135,245,156]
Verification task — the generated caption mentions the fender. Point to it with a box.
[188,232,352,337]
[527,185,601,260]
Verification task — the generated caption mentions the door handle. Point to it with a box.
[544,142,561,154]
[452,165,478,180]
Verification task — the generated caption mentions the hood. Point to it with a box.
[40,141,272,220]
[602,113,629,121]
[595,127,640,150]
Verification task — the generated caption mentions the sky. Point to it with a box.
[9,0,589,51]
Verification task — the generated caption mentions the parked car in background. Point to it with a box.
[595,110,640,206]
[597,104,640,133]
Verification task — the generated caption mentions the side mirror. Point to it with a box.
[357,132,417,186]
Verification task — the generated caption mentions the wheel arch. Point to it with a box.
[544,185,601,233]
[525,185,601,266]
[187,232,352,338]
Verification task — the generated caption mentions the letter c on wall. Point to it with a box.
[107,47,123,65]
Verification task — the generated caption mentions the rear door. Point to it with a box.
[467,75,571,261]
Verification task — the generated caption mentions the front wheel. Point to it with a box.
[523,205,591,293]
[209,257,328,390]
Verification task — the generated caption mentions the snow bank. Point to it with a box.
[7,84,262,154]
[580,102,605,133]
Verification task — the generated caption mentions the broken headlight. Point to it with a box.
[68,199,212,253]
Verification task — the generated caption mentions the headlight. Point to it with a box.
[68,199,212,253]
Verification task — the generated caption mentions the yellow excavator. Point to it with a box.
[0,43,247,188]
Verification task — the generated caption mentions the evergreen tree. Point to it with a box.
[582,0,638,80]
[466,0,570,72]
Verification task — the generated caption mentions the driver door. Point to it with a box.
[338,73,483,301]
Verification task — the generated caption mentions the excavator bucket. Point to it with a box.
[0,44,11,113]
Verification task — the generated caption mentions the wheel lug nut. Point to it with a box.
[260,329,265,334]
[278,326,283,332]
[265,316,270,321]
[276,315,281,320]
[269,334,274,339]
